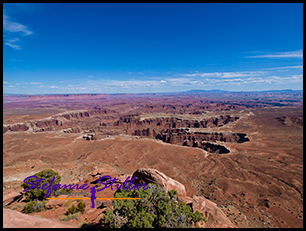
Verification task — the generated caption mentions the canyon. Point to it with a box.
[3,91,303,228]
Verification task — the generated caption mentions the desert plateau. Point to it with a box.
[3,91,303,228]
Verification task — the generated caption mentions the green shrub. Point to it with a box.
[22,200,45,214]
[60,212,80,221]
[100,183,207,228]
[68,204,77,215]
[67,201,86,215]
[21,169,61,202]
[77,201,86,214]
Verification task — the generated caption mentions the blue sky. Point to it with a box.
[3,3,303,94]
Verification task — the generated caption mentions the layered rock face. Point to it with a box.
[116,115,246,154]
[115,114,239,130]
[3,111,247,154]
[132,127,249,154]
[3,108,115,134]
[155,128,249,143]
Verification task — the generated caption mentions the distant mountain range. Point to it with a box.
[184,89,303,93]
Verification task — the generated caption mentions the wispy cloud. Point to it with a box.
[246,50,303,59]
[50,86,59,89]
[180,71,265,78]
[3,9,33,50]
[262,65,303,70]
[30,82,42,84]
[54,66,302,93]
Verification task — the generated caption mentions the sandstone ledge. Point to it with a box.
[3,208,77,228]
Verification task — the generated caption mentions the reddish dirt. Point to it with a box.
[3,92,303,228]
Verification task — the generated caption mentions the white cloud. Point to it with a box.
[50,86,59,88]
[3,81,9,84]
[3,10,33,50]
[3,12,33,36]
[262,65,303,71]
[5,42,21,50]
[180,71,265,78]
[246,50,303,59]
[30,82,42,84]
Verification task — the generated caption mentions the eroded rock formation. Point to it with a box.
[131,168,236,228]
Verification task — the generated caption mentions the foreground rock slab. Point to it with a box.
[3,208,76,228]
[192,195,236,228]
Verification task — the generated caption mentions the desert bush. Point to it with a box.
[21,169,61,201]
[100,183,207,228]
[68,204,77,215]
[60,212,80,221]
[22,200,46,214]
[67,201,86,215]
[77,201,86,214]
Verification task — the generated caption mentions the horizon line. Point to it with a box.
[3,89,303,96]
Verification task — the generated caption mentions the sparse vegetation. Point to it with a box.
[68,204,77,215]
[67,201,86,215]
[60,212,80,221]
[77,201,86,214]
[54,187,72,197]
[100,183,206,228]
[22,200,46,214]
[11,203,22,210]
[64,200,72,207]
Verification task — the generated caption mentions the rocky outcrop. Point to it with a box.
[192,196,236,228]
[276,116,303,126]
[131,168,190,203]
[131,168,235,228]
[3,208,76,228]
[3,191,23,206]
[44,195,68,209]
